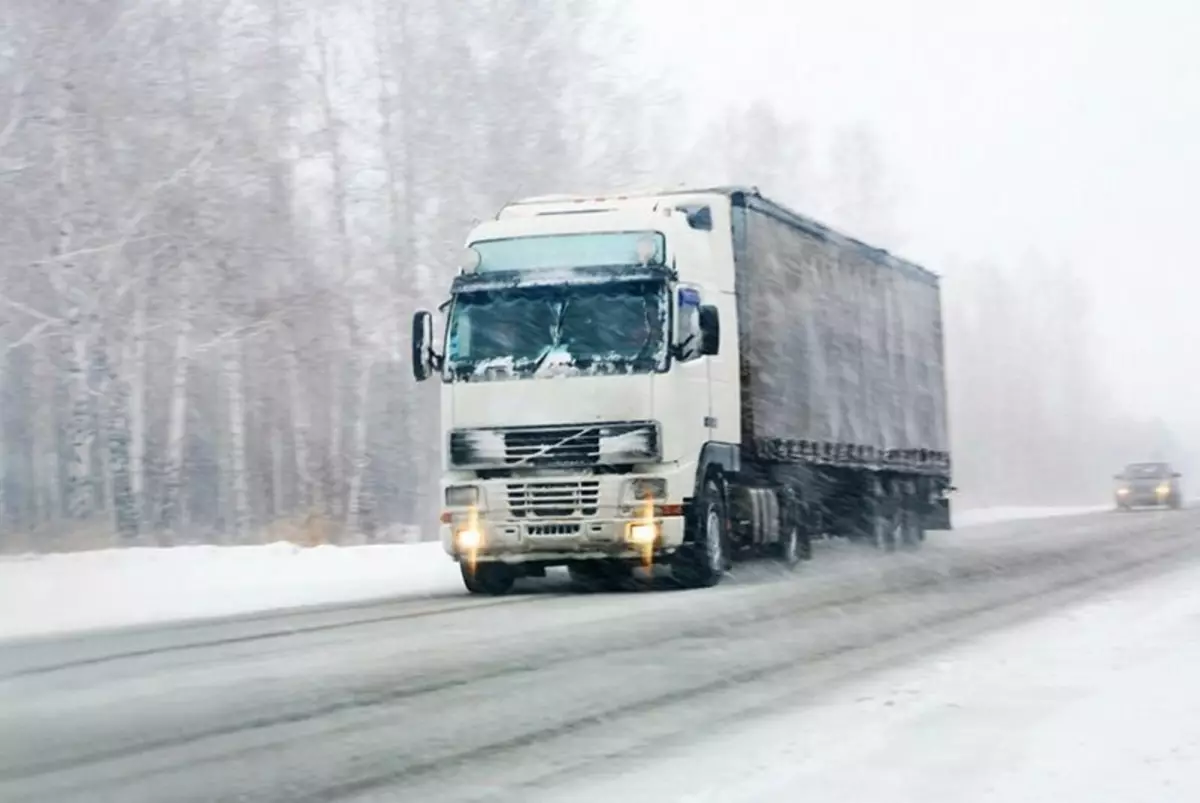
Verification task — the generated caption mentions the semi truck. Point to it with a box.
[411,186,952,594]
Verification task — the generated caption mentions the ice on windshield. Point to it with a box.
[471,231,665,273]
[444,280,667,380]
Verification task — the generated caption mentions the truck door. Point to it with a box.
[674,283,716,445]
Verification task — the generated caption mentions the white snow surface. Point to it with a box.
[567,561,1200,803]
[0,504,1099,643]
[0,541,459,643]
[953,504,1109,527]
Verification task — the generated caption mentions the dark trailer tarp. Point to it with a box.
[730,190,950,476]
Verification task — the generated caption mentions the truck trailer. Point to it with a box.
[411,186,953,594]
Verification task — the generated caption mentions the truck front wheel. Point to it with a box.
[461,562,515,595]
[674,477,727,589]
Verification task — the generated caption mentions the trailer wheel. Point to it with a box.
[461,562,515,596]
[778,489,812,567]
[674,476,727,589]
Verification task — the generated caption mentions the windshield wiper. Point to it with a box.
[528,345,555,374]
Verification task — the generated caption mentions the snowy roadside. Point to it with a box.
[563,558,1200,803]
[0,505,1105,643]
[0,541,461,643]
[953,504,1109,527]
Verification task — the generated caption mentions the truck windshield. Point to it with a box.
[444,280,667,381]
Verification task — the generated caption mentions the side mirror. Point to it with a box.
[1174,472,1182,478]
[699,305,720,356]
[411,310,435,381]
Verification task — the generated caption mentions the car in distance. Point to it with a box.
[1114,462,1183,510]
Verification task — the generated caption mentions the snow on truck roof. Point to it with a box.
[499,185,939,284]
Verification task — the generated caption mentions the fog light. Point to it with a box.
[627,523,657,545]
[456,529,482,550]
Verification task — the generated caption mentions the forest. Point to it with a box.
[0,1,1176,550]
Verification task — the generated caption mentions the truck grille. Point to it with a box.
[506,480,600,518]
[449,422,658,468]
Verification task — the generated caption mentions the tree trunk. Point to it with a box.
[64,311,94,521]
[161,272,192,542]
[283,334,320,513]
[105,359,137,541]
[33,340,62,531]
[344,360,373,540]
[271,411,285,519]
[128,270,148,525]
[0,363,6,533]
[223,337,250,542]
[316,22,352,520]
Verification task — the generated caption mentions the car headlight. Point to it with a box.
[445,485,480,507]
[621,477,667,506]
[1156,484,1170,495]
[1117,487,1129,496]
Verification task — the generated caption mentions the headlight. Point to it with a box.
[1156,484,1170,495]
[626,522,658,544]
[621,477,667,505]
[445,485,480,507]
[455,528,483,550]
[1117,487,1129,496]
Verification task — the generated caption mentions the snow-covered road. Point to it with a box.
[1,505,1196,803]
[0,504,1107,642]
[566,542,1200,803]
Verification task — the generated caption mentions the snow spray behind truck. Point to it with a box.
[411,186,952,594]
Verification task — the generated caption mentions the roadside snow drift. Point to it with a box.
[0,505,1104,643]
[0,541,459,643]
[953,504,1108,527]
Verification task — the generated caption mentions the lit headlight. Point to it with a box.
[455,528,483,550]
[1156,484,1170,495]
[627,522,658,544]
[621,477,667,506]
[1117,487,1129,496]
[445,485,480,507]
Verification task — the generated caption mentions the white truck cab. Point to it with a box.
[412,189,739,593]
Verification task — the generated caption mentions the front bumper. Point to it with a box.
[441,514,687,564]
[1116,488,1173,506]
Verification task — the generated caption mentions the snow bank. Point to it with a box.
[953,504,1107,527]
[0,504,1108,643]
[0,541,459,643]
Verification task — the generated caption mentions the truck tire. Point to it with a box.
[461,562,515,595]
[674,476,727,589]
[778,489,813,567]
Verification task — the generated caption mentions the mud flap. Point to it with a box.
[924,496,952,531]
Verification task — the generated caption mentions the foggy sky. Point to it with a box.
[633,0,1200,446]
